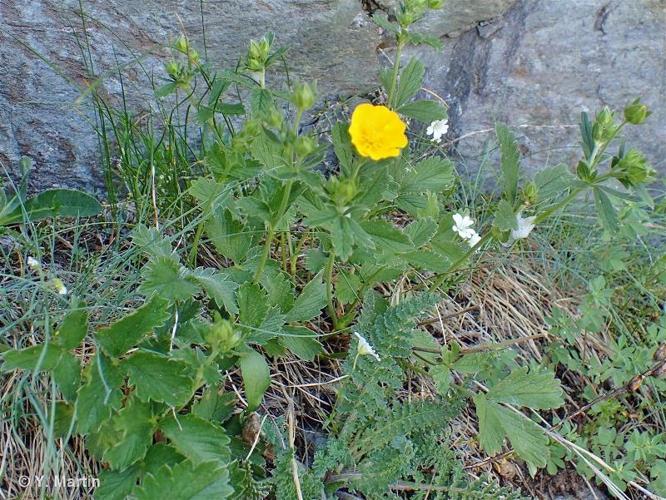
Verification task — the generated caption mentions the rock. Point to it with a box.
[0,0,664,191]
[408,0,666,177]
[0,0,381,192]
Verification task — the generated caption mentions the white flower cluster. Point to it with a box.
[505,212,536,246]
[426,119,449,143]
[452,213,481,247]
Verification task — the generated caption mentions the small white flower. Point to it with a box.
[353,332,380,362]
[27,256,41,271]
[510,213,536,241]
[466,230,481,247]
[452,213,475,240]
[426,119,449,143]
[52,278,68,296]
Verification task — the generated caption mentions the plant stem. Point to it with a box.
[325,250,338,329]
[388,41,404,108]
[188,220,206,266]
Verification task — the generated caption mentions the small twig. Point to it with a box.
[287,401,303,500]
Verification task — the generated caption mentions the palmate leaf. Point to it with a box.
[76,354,123,434]
[400,157,454,193]
[284,273,327,322]
[138,257,200,302]
[189,267,239,314]
[394,58,425,108]
[102,398,156,471]
[496,123,520,203]
[95,295,171,357]
[122,351,195,407]
[134,459,232,500]
[486,366,564,409]
[398,99,447,123]
[160,414,231,465]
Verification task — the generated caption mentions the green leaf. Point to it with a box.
[3,189,102,225]
[52,353,81,402]
[534,164,575,203]
[188,178,230,214]
[398,100,447,123]
[205,209,253,263]
[474,394,505,455]
[403,217,438,247]
[76,354,123,434]
[160,414,231,464]
[330,216,356,262]
[53,304,88,349]
[371,12,399,33]
[131,225,173,259]
[123,351,194,407]
[216,102,245,115]
[401,157,454,193]
[496,123,520,203]
[1,344,65,372]
[486,367,564,409]
[594,187,619,232]
[394,58,424,108]
[493,199,518,232]
[155,82,177,98]
[280,326,324,361]
[238,282,269,328]
[95,466,141,500]
[103,398,156,471]
[359,221,413,254]
[138,257,200,302]
[135,460,232,500]
[189,268,238,314]
[239,349,271,411]
[284,273,326,322]
[95,295,171,357]
[332,122,354,175]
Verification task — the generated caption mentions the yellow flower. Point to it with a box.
[348,103,408,161]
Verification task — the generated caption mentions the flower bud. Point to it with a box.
[246,37,271,72]
[292,82,316,111]
[205,319,241,353]
[592,106,618,144]
[624,98,650,125]
[428,0,444,8]
[523,182,538,206]
[294,136,317,157]
[165,61,180,78]
[611,149,655,187]
[175,35,189,54]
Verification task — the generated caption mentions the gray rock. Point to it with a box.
[0,0,664,192]
[409,0,666,177]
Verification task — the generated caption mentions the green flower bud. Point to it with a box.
[267,108,283,129]
[611,149,655,187]
[175,35,189,54]
[523,181,538,206]
[428,0,444,8]
[292,82,316,111]
[205,319,241,353]
[294,136,317,157]
[188,48,200,66]
[329,176,358,206]
[592,106,618,143]
[246,37,271,72]
[165,61,180,78]
[624,98,651,125]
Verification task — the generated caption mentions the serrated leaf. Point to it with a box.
[131,224,174,259]
[403,218,437,247]
[239,349,271,411]
[1,344,65,372]
[398,100,447,123]
[238,282,269,328]
[284,273,326,322]
[487,367,564,409]
[394,58,424,108]
[160,414,231,465]
[76,354,123,434]
[95,465,141,500]
[205,209,254,263]
[123,351,194,407]
[359,221,413,254]
[138,257,200,302]
[95,295,171,357]
[52,352,81,402]
[103,398,155,471]
[401,157,454,193]
[53,304,88,349]
[135,460,232,500]
[189,267,238,314]
[496,123,520,203]
[594,187,619,232]
[188,178,230,214]
[534,164,575,202]
[494,199,518,231]
[280,326,324,361]
[332,122,354,175]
